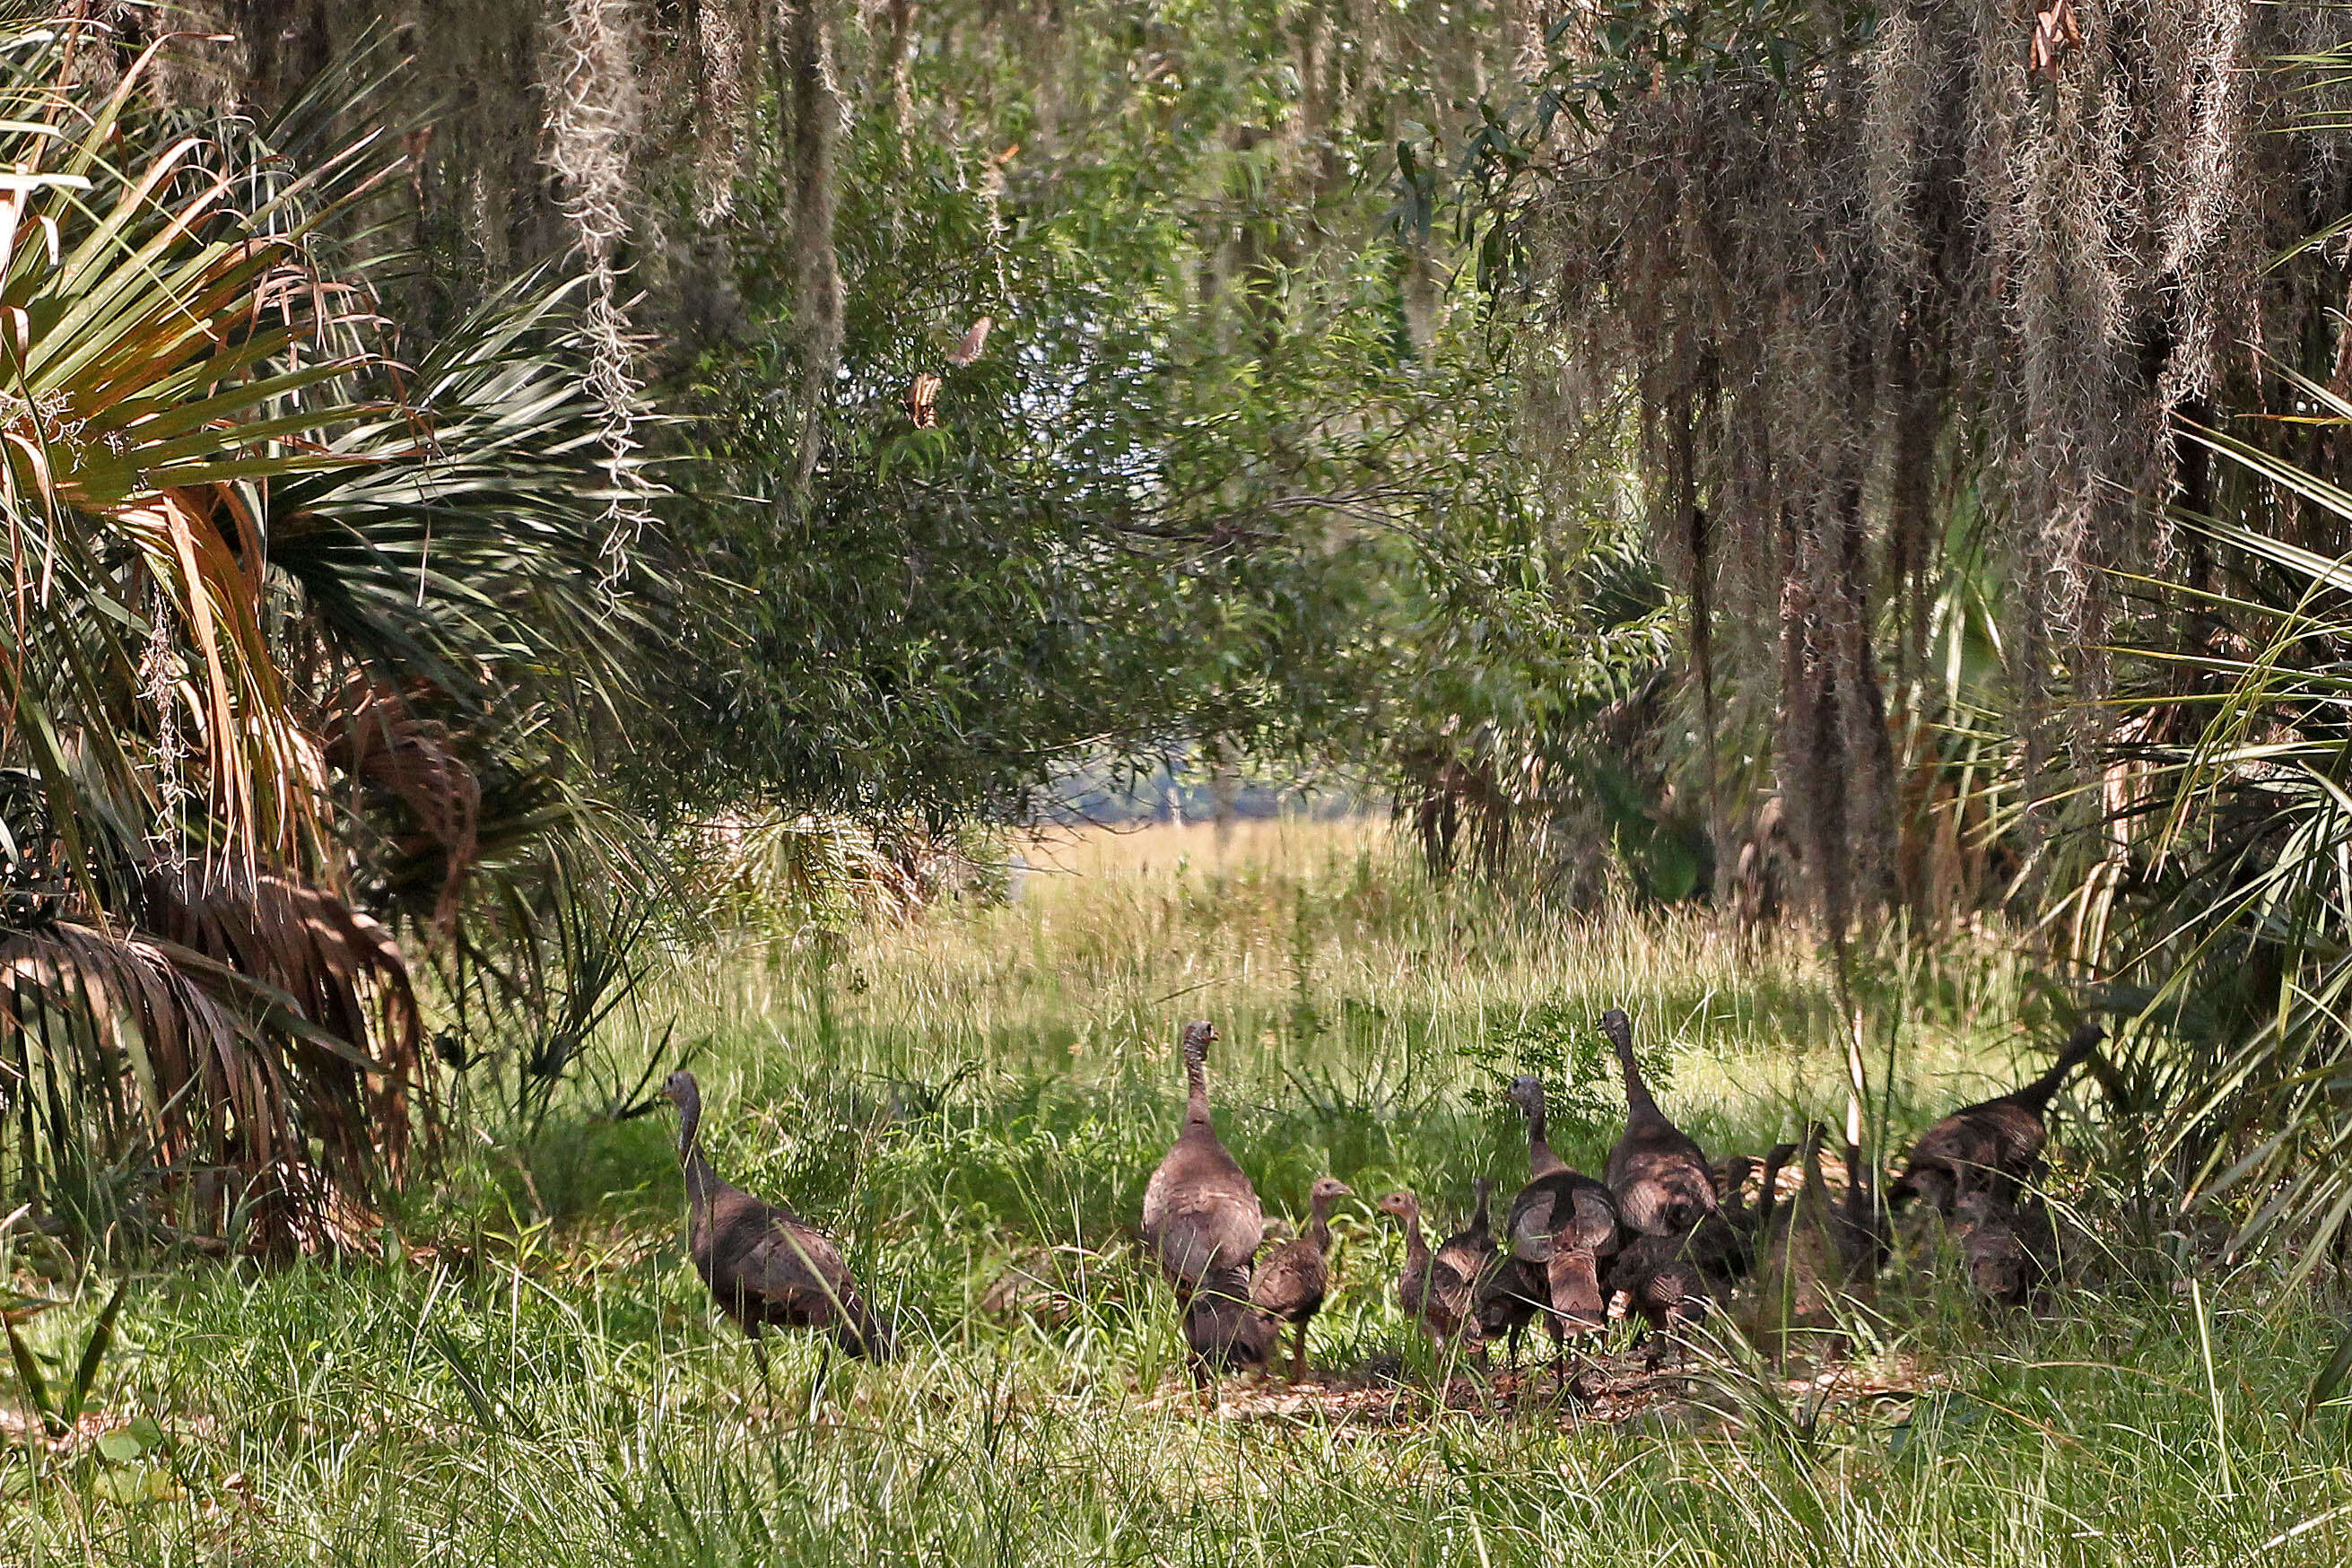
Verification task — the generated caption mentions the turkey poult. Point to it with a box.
[1473,1259,1539,1365]
[1380,1190,1481,1345]
[1251,1175,1353,1379]
[662,1071,894,1360]
[1140,1021,1264,1300]
[1892,1022,2104,1213]
[1435,1179,1501,1319]
[1599,1009,1720,1236]
[1601,1232,1715,1351]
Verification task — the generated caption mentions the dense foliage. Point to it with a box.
[9,0,2352,1269]
[0,12,645,1243]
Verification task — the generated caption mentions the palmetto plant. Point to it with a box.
[0,11,646,1247]
[2065,364,2352,1278]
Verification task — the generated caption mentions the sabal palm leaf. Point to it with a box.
[2091,364,2352,1276]
[0,37,394,883]
[0,13,646,1244]
[268,271,654,708]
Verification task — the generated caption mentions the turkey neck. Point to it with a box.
[1842,1132,1876,1219]
[2018,1029,2100,1111]
[1308,1190,1337,1252]
[1755,1145,1794,1233]
[1525,1100,1559,1176]
[1612,1031,1662,1124]
[1470,1180,1493,1233]
[1398,1204,1429,1267]
[1183,1041,1212,1128]
[675,1088,722,1208]
[1797,1128,1831,1216]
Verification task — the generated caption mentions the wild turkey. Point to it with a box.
[1947,1191,2055,1308]
[1181,1267,1277,1382]
[1509,1075,1568,1179]
[1601,1231,1715,1354]
[1471,1179,1538,1367]
[1139,1021,1264,1299]
[661,1071,893,1359]
[1491,1080,1620,1359]
[1251,1175,1352,1379]
[1600,1008,1720,1235]
[1599,1159,1755,1365]
[1798,1121,1887,1281]
[1379,1189,1480,1346]
[1473,1259,1539,1366]
[1436,1178,1501,1306]
[1505,1168,1622,1346]
[1893,1023,2104,1213]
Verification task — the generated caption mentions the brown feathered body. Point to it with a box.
[1504,1168,1621,1344]
[1252,1176,1351,1378]
[1381,1190,1479,1344]
[665,1073,893,1359]
[1602,1232,1715,1338]
[1141,1022,1264,1299]
[1182,1266,1277,1380]
[1895,1024,2104,1213]
[1600,1009,1720,1236]
[1474,1263,1539,1364]
[1435,1178,1499,1303]
[1948,1192,2054,1308]
[1484,1084,1620,1359]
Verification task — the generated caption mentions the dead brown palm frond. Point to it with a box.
[1,795,432,1251]
[0,910,337,1250]
[319,677,482,934]
[143,871,429,1180]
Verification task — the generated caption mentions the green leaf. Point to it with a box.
[4,1316,58,1433]
[2303,1320,2352,1432]
[95,1428,145,1463]
[60,1281,127,1428]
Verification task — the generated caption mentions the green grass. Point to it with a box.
[5,819,2349,1564]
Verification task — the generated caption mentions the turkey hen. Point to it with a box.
[1599,1008,1719,1236]
[1893,1023,2104,1213]
[664,1072,893,1359]
[1139,1021,1264,1299]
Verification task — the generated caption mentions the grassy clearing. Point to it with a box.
[4,819,2349,1564]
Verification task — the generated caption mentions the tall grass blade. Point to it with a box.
[2303,1320,2352,1433]
[59,1280,126,1428]
[4,1312,56,1434]
[2192,1277,2234,1496]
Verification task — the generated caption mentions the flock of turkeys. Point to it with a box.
[657,1010,2105,1385]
